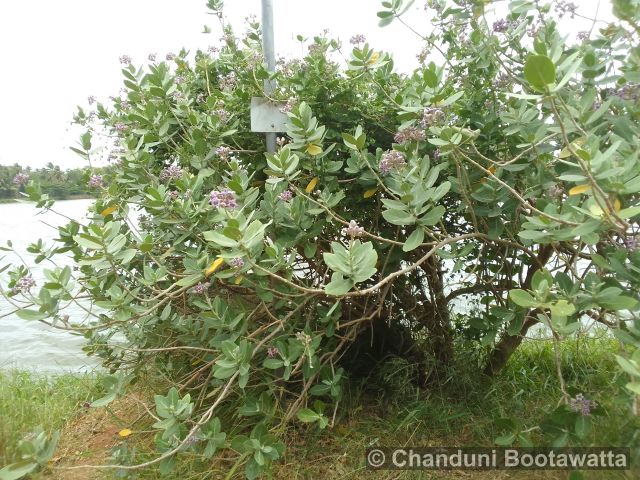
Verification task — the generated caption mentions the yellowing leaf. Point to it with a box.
[589,204,604,216]
[367,52,380,65]
[118,429,132,438]
[305,177,319,193]
[568,184,591,196]
[100,205,118,216]
[363,188,378,199]
[488,166,497,175]
[306,144,322,156]
[614,197,622,212]
[205,257,225,276]
[234,275,244,285]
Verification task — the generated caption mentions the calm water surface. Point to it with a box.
[0,199,101,373]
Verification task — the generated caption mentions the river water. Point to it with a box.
[0,199,101,373]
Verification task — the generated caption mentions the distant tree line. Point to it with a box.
[0,163,112,200]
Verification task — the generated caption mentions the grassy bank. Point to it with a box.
[1,337,637,479]
[0,371,103,472]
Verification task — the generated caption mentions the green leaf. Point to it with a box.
[419,205,445,226]
[296,408,321,423]
[203,231,238,248]
[0,461,39,480]
[16,309,48,321]
[176,274,203,287]
[509,289,538,308]
[325,274,353,296]
[524,54,556,90]
[574,415,591,439]
[382,208,415,226]
[403,228,424,252]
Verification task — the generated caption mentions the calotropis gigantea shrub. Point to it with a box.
[4,0,640,476]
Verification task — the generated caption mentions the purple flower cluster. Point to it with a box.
[192,282,208,295]
[277,58,303,77]
[276,137,288,147]
[88,95,96,105]
[214,108,230,123]
[577,31,589,41]
[432,149,441,162]
[492,19,513,33]
[218,73,237,90]
[554,1,578,18]
[350,34,366,45]
[229,257,245,269]
[207,45,219,55]
[279,190,293,202]
[616,84,640,101]
[569,393,596,416]
[119,55,132,66]
[379,150,407,174]
[148,53,157,62]
[175,75,186,85]
[279,99,296,114]
[173,91,184,101]
[342,220,365,238]
[624,236,640,252]
[267,346,279,358]
[88,174,105,188]
[420,107,445,128]
[13,172,29,185]
[12,275,35,295]
[196,93,207,104]
[166,52,176,61]
[209,189,238,209]
[215,146,231,160]
[114,122,128,133]
[394,126,426,144]
[168,190,179,201]
[160,164,183,182]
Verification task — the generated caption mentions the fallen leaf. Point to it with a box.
[568,184,591,196]
[363,188,378,198]
[118,428,133,438]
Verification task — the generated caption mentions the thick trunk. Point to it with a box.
[483,245,553,376]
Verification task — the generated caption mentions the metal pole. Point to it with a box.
[261,0,277,153]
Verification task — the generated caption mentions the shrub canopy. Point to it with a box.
[4,0,640,477]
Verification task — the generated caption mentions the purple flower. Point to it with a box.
[168,190,179,201]
[13,173,29,185]
[555,1,578,18]
[616,84,640,101]
[569,393,596,416]
[119,55,132,66]
[87,95,96,105]
[196,93,207,104]
[624,236,640,252]
[267,347,279,358]
[166,52,176,61]
[160,164,183,182]
[88,174,105,188]
[350,34,366,45]
[279,190,293,202]
[209,189,238,209]
[279,99,295,114]
[172,91,184,100]
[207,46,219,55]
[215,146,231,160]
[192,282,208,295]
[379,150,407,174]
[214,108,230,123]
[394,127,426,144]
[218,73,237,90]
[420,107,445,128]
[229,257,245,269]
[276,137,288,147]
[148,53,157,62]
[175,75,186,85]
[577,31,589,41]
[114,122,128,133]
[492,19,510,33]
[12,275,35,294]
[342,220,365,238]
[432,149,441,162]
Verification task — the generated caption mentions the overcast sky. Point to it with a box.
[0,0,613,170]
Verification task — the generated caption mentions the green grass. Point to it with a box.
[1,336,637,479]
[0,370,102,468]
